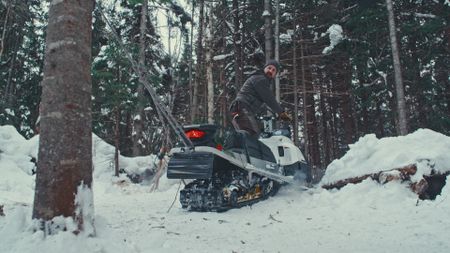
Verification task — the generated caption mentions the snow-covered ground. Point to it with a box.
[0,125,449,253]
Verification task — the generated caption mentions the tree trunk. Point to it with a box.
[122,111,133,156]
[232,0,243,90]
[376,99,386,137]
[336,53,355,146]
[132,0,148,156]
[274,0,280,102]
[192,0,205,123]
[303,43,321,178]
[292,28,299,146]
[114,107,120,177]
[263,0,272,61]
[189,1,195,123]
[356,66,369,134]
[435,55,449,116]
[33,0,95,235]
[319,91,331,165]
[4,49,16,108]
[0,0,11,61]
[206,3,214,124]
[386,0,408,135]
[409,39,428,128]
[300,38,309,162]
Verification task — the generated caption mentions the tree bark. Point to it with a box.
[336,53,355,146]
[263,0,272,61]
[0,0,11,61]
[192,0,205,123]
[292,27,299,146]
[189,1,195,123]
[274,0,280,102]
[300,37,309,162]
[303,44,321,179]
[206,3,214,124]
[409,38,428,128]
[33,0,95,234]
[114,107,120,177]
[132,0,148,156]
[232,0,243,90]
[356,66,369,134]
[435,56,450,116]
[386,0,408,135]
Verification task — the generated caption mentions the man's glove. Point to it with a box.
[278,111,292,122]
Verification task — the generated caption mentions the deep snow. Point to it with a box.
[0,125,449,253]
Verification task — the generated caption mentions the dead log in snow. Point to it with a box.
[322,164,449,200]
[322,164,417,190]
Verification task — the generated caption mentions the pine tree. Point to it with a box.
[33,0,95,234]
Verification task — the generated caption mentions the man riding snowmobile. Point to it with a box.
[166,60,310,211]
[229,59,292,137]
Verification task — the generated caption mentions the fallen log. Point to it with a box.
[322,164,417,190]
[322,164,449,200]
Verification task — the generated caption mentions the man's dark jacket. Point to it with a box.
[233,70,283,115]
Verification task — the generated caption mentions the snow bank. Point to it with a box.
[0,125,157,203]
[0,126,36,205]
[0,126,37,175]
[321,128,450,185]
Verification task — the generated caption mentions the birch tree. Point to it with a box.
[386,0,408,135]
[33,0,95,234]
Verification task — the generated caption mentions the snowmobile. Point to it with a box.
[167,117,310,211]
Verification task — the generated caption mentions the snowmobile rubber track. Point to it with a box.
[168,147,287,211]
[179,177,281,212]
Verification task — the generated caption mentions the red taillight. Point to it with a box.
[216,144,223,151]
[185,129,206,139]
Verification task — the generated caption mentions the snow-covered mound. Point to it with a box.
[92,133,158,180]
[0,126,37,204]
[0,125,157,203]
[321,128,450,185]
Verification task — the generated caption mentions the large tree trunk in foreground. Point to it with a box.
[33,0,95,235]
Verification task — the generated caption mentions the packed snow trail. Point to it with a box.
[89,177,450,253]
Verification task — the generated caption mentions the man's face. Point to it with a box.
[264,65,277,79]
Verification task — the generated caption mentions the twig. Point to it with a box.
[167,180,182,213]
[269,214,282,223]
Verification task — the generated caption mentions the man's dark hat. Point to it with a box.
[263,59,281,72]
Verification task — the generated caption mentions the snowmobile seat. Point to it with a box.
[225,130,276,163]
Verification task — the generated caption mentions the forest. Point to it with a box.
[1,0,449,182]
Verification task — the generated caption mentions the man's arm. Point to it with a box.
[253,77,283,114]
